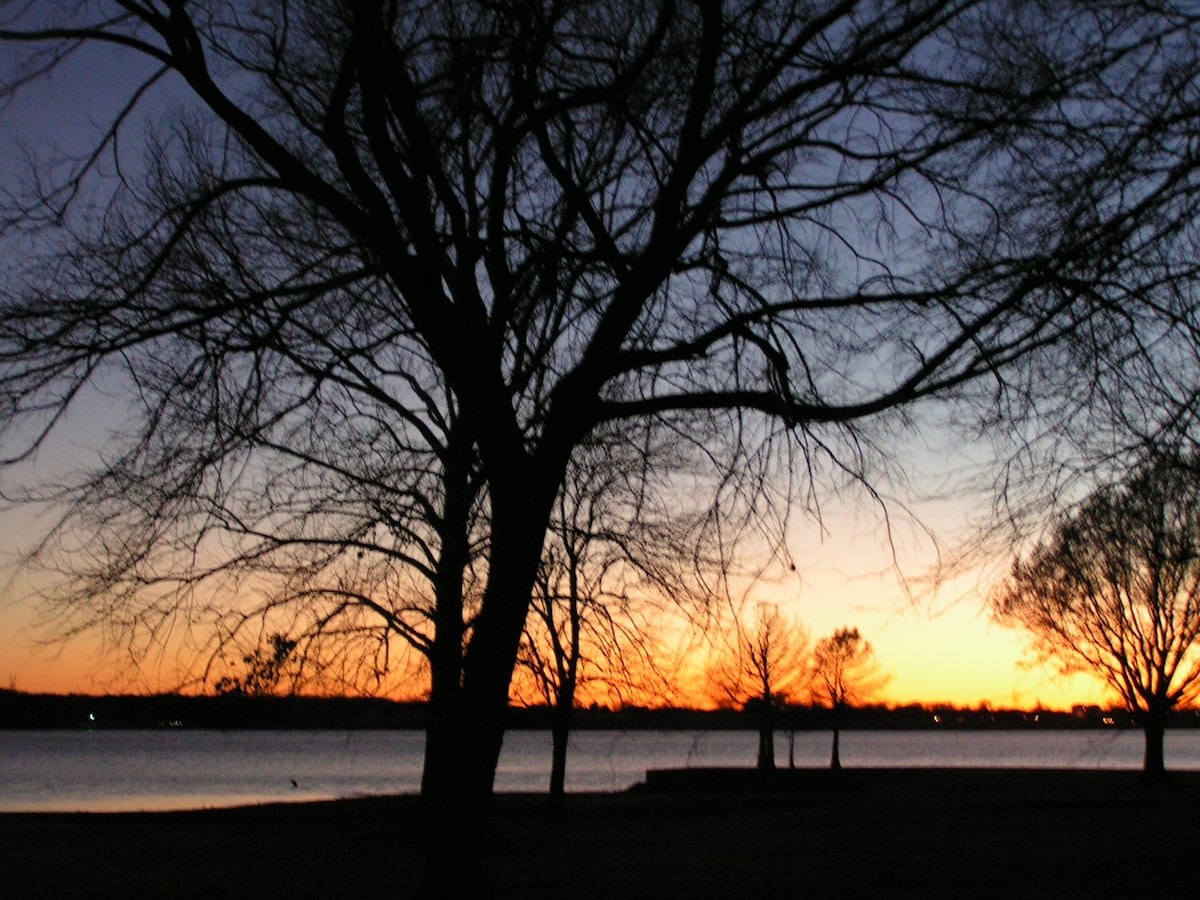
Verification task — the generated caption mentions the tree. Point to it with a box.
[512,435,690,822]
[2,3,1199,895]
[992,452,1200,777]
[710,604,810,770]
[810,626,887,769]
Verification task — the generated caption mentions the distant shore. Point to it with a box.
[5,768,1200,898]
[6,687,1196,732]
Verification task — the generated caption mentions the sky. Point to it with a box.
[784,563,1109,711]
[0,389,1102,708]
[702,502,1113,712]
[0,10,1121,711]
[0,490,1115,710]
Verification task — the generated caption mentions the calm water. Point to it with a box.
[3,728,1198,812]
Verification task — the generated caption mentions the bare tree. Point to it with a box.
[810,626,888,769]
[710,603,810,770]
[993,451,1200,777]
[2,3,1199,895]
[513,432,691,822]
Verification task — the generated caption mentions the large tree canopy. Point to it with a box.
[3,2,1200,895]
[993,452,1200,776]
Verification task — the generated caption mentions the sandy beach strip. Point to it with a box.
[3,768,1199,898]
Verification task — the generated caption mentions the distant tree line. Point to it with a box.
[4,688,1194,732]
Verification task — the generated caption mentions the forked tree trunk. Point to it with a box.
[420,436,472,810]
[420,587,531,899]
[420,675,510,899]
[420,473,560,899]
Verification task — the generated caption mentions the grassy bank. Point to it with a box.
[4,769,1199,898]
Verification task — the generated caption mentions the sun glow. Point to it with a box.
[0,490,1118,711]
[0,561,1117,710]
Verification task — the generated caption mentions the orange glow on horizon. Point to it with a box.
[1,583,1118,711]
[1,504,1120,712]
[0,601,1118,713]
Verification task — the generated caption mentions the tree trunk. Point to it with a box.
[547,701,572,823]
[419,544,467,810]
[419,602,528,899]
[419,685,507,899]
[419,473,559,898]
[1142,707,1168,778]
[420,432,472,810]
[546,547,582,823]
[419,657,460,809]
[757,702,776,771]
[830,703,842,770]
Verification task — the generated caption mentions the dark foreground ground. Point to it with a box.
[3,768,1199,898]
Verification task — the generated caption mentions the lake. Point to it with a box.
[3,728,1198,812]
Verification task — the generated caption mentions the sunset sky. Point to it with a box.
[0,394,1113,710]
[0,377,1115,709]
[0,575,1113,710]
[0,11,1126,714]
[0,492,1114,710]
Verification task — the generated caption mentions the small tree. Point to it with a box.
[811,627,887,770]
[512,433,696,822]
[711,604,810,771]
[993,453,1200,777]
[515,536,673,822]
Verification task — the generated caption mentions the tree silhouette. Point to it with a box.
[214,633,298,697]
[512,434,688,822]
[2,3,1200,895]
[811,626,887,769]
[993,452,1200,776]
[710,604,810,771]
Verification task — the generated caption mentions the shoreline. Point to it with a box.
[6,768,1200,897]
